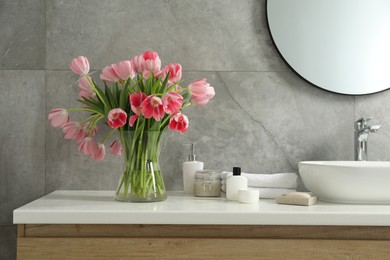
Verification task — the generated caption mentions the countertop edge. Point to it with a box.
[12,190,390,226]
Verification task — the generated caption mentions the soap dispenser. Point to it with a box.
[226,167,248,200]
[183,143,204,194]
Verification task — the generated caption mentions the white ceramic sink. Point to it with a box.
[299,161,390,204]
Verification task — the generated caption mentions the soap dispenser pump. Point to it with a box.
[183,143,204,194]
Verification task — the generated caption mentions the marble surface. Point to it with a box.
[0,71,46,224]
[46,0,286,71]
[0,0,45,69]
[13,190,390,226]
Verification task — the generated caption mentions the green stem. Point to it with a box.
[80,114,100,125]
[86,76,109,108]
[181,102,191,110]
[160,114,173,128]
[130,78,138,86]
[116,128,167,200]
[100,128,117,144]
[68,107,103,115]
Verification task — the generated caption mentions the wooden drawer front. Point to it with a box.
[17,237,390,260]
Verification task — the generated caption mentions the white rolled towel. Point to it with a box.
[221,185,295,199]
[255,188,296,199]
[221,171,298,189]
[221,185,296,199]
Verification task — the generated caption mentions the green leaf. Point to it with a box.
[150,120,162,131]
[112,83,119,101]
[80,97,100,109]
[124,78,130,89]
[145,72,155,95]
[138,76,145,93]
[166,81,180,93]
[104,106,110,116]
[78,98,105,115]
[119,83,129,110]
[94,84,111,111]
[160,71,170,93]
[151,78,162,94]
[133,117,145,142]
[105,84,118,108]
[182,91,190,102]
[97,96,105,109]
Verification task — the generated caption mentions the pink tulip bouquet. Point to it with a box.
[48,50,215,202]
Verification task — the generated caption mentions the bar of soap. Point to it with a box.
[276,192,317,206]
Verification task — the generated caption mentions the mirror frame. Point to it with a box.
[265,0,390,96]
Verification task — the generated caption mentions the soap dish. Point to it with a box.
[276,192,317,206]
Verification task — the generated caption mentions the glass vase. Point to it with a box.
[115,130,167,202]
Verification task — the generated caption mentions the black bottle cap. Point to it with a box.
[233,167,241,176]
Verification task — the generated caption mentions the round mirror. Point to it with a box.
[266,0,390,95]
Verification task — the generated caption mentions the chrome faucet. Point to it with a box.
[355,118,381,161]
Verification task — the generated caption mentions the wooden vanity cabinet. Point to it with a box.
[17,224,390,259]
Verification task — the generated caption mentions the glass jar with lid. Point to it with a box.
[194,170,221,197]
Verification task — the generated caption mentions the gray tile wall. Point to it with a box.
[0,0,387,258]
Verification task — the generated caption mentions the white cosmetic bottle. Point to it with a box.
[183,143,204,194]
[226,167,248,200]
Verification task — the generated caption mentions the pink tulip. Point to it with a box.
[129,92,147,116]
[141,50,161,71]
[188,78,215,106]
[141,95,165,121]
[108,108,127,128]
[100,65,120,82]
[78,76,96,99]
[76,129,87,143]
[76,123,97,143]
[164,63,182,83]
[109,140,123,156]
[168,113,189,133]
[162,92,183,114]
[93,143,106,161]
[129,115,139,127]
[143,69,163,79]
[138,50,163,78]
[48,108,69,128]
[83,122,98,134]
[128,91,146,127]
[63,121,82,140]
[69,56,90,76]
[78,76,92,91]
[112,60,136,80]
[78,137,98,157]
[130,55,143,73]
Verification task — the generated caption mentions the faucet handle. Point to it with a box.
[356,117,371,129]
[369,124,381,132]
[356,117,381,131]
[356,117,376,128]
[357,117,373,123]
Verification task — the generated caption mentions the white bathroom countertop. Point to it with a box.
[13,190,390,226]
